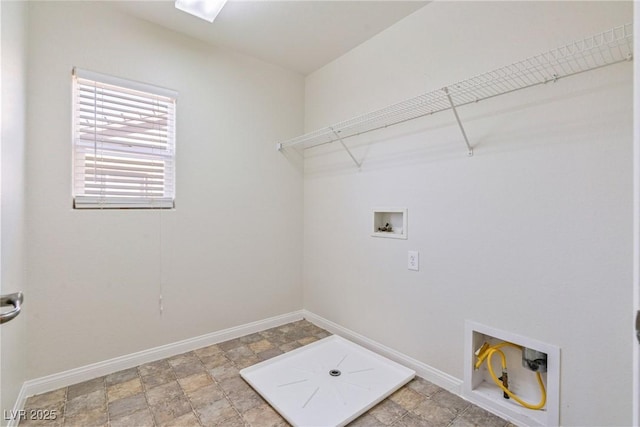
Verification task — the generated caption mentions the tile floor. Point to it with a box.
[20,320,511,427]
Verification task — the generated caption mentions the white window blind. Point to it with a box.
[72,68,177,209]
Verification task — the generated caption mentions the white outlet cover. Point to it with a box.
[408,251,419,271]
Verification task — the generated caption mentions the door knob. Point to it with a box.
[0,292,23,324]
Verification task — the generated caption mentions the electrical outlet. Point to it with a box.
[408,251,419,271]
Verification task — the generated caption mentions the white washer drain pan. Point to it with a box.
[240,335,415,427]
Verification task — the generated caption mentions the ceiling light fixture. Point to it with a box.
[175,0,228,23]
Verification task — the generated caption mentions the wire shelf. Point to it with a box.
[277,23,633,154]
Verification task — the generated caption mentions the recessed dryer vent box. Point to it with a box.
[464,321,560,427]
[372,208,407,239]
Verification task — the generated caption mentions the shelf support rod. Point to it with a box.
[443,87,473,157]
[330,127,362,168]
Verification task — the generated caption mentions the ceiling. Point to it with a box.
[112,1,428,75]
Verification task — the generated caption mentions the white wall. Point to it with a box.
[1,0,28,423]
[25,1,304,379]
[303,2,633,426]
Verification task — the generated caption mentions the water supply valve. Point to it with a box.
[522,347,547,373]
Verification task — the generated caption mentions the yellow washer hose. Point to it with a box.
[474,342,547,410]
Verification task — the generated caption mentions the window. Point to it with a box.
[72,68,177,209]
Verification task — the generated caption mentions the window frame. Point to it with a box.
[71,68,177,209]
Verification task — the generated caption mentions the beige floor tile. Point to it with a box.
[168,353,206,379]
[303,324,325,335]
[107,393,147,420]
[139,360,176,389]
[217,413,246,427]
[67,378,105,401]
[259,330,289,347]
[107,378,143,402]
[225,345,254,362]
[19,421,64,427]
[407,377,442,398]
[168,352,200,367]
[209,362,239,382]
[105,368,138,387]
[178,372,214,394]
[279,341,302,353]
[248,339,273,353]
[239,333,266,345]
[257,347,284,361]
[161,410,202,427]
[233,355,261,369]
[24,389,66,410]
[227,389,263,414]
[389,387,426,411]
[449,405,509,427]
[64,390,106,417]
[315,331,331,339]
[150,396,193,427]
[145,381,184,407]
[62,406,107,427]
[195,398,237,425]
[187,384,226,410]
[194,344,223,359]
[243,403,287,427]
[199,353,230,370]
[392,412,431,427]
[138,359,172,377]
[222,378,262,412]
[140,368,175,389]
[369,399,407,425]
[109,408,155,427]
[411,398,458,426]
[274,324,293,334]
[283,328,309,342]
[219,377,252,396]
[218,338,244,352]
[430,390,470,415]
[172,361,207,379]
[348,413,386,427]
[297,336,319,346]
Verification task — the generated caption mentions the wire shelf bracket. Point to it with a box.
[331,127,362,168]
[443,87,473,157]
[275,23,633,165]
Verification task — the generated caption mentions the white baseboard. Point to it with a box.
[6,383,29,427]
[19,310,305,402]
[301,310,463,395]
